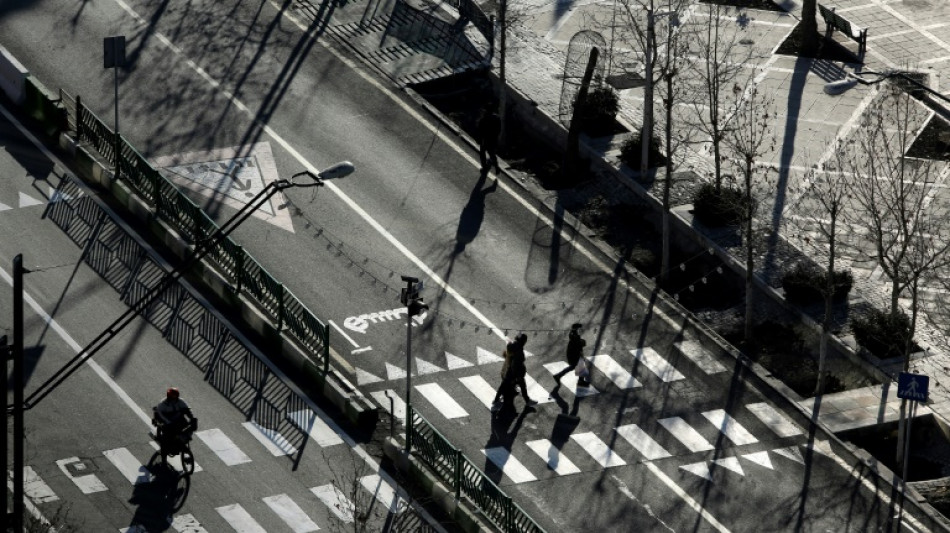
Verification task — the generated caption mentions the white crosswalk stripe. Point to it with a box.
[263,494,320,532]
[23,466,58,503]
[659,417,714,453]
[171,513,208,532]
[459,375,498,409]
[56,457,108,494]
[631,347,685,382]
[746,402,804,438]
[702,410,758,446]
[148,441,204,473]
[103,448,153,485]
[360,474,409,514]
[525,439,581,475]
[371,389,406,425]
[588,354,642,389]
[614,424,671,460]
[217,503,267,533]
[312,483,356,523]
[522,373,554,404]
[196,428,251,466]
[288,409,345,447]
[675,340,727,374]
[542,362,600,397]
[416,382,469,418]
[483,447,538,483]
[242,421,296,456]
[571,432,627,468]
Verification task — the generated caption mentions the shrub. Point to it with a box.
[851,308,914,360]
[620,132,663,170]
[692,183,753,226]
[574,86,619,132]
[781,263,853,303]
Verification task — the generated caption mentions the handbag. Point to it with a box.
[574,358,590,379]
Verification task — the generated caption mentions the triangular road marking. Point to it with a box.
[476,346,504,365]
[741,451,774,470]
[386,362,408,380]
[445,352,474,370]
[680,462,713,481]
[0,202,11,212]
[773,446,805,465]
[712,457,744,476]
[356,368,383,385]
[803,439,835,458]
[19,192,43,208]
[48,186,74,203]
[524,349,536,358]
[415,358,444,375]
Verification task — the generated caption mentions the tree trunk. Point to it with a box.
[816,206,837,396]
[661,75,673,284]
[744,159,754,341]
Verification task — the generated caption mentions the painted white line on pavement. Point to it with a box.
[571,432,627,468]
[525,439,581,476]
[658,417,714,453]
[22,466,59,503]
[483,447,538,483]
[632,348,685,382]
[542,362,600,396]
[289,409,346,447]
[458,375,498,409]
[103,448,153,485]
[415,383,469,419]
[522,373,555,404]
[55,457,108,494]
[195,428,252,466]
[216,503,268,533]
[746,402,803,438]
[312,483,356,523]
[148,441,204,473]
[615,424,672,461]
[360,474,408,514]
[675,341,727,374]
[587,354,642,389]
[371,390,406,425]
[242,421,297,456]
[644,462,731,532]
[171,513,208,533]
[702,410,758,446]
[263,494,321,533]
[329,319,360,348]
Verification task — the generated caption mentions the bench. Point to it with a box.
[818,4,867,59]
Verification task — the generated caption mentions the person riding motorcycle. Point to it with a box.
[152,387,197,451]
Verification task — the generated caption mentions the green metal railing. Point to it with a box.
[69,92,331,373]
[409,407,546,533]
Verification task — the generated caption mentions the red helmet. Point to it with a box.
[166,387,180,399]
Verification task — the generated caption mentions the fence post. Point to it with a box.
[114,131,121,180]
[322,323,330,376]
[506,496,513,533]
[406,405,413,454]
[454,450,462,500]
[277,283,285,330]
[75,95,84,140]
[236,245,244,292]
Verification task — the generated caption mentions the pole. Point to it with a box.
[641,9,654,178]
[114,64,120,175]
[12,254,25,532]
[0,334,7,527]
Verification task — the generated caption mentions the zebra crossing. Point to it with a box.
[21,419,408,533]
[0,186,79,212]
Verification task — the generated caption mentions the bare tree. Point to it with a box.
[721,82,776,341]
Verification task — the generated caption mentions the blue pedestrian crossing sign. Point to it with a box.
[897,372,929,402]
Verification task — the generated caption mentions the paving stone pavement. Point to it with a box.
[321,0,950,433]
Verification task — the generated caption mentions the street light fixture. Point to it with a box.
[21,162,355,410]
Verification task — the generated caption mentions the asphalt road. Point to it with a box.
[0,0,937,531]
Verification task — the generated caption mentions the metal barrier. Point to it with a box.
[408,407,545,533]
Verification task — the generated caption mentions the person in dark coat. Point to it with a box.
[553,323,588,386]
[477,106,502,174]
[491,333,538,412]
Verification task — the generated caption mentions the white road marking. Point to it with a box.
[242,421,296,456]
[415,358,444,375]
[195,428,252,466]
[356,368,384,385]
[312,483,355,523]
[680,461,714,481]
[386,362,408,380]
[55,457,108,494]
[525,439,581,475]
[571,432,627,468]
[360,474,408,514]
[659,417,714,453]
[171,513,208,532]
[645,462,731,531]
[148,441,204,473]
[216,503,267,533]
[522,374,554,404]
[103,448,153,485]
[0,201,11,211]
[542,362,600,397]
[371,390,406,425]
[329,319,359,348]
[18,191,42,207]
[702,410,758,446]
[674,341,727,374]
[483,447,538,483]
[745,402,803,438]
[289,409,345,447]
[632,348,685,382]
[588,354,642,389]
[476,346,505,364]
[742,451,773,469]
[22,466,58,503]
[445,351,474,369]
[263,494,320,532]
[712,457,744,475]
[615,424,672,460]
[458,375,498,409]
[415,383,469,419]
[772,446,805,465]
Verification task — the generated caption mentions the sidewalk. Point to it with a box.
[321,0,950,433]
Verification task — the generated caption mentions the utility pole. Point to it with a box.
[10,254,26,532]
[399,276,427,452]
[1,334,8,530]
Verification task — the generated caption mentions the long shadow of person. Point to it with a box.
[454,171,498,255]
[481,405,532,487]
[124,452,192,531]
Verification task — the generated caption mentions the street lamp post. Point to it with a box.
[19,162,355,411]
[400,276,427,453]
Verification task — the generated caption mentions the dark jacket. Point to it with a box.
[566,331,585,366]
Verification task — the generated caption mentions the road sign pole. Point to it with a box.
[12,254,25,533]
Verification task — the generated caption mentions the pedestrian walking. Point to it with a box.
[491,333,538,412]
[477,106,501,174]
[553,323,589,387]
